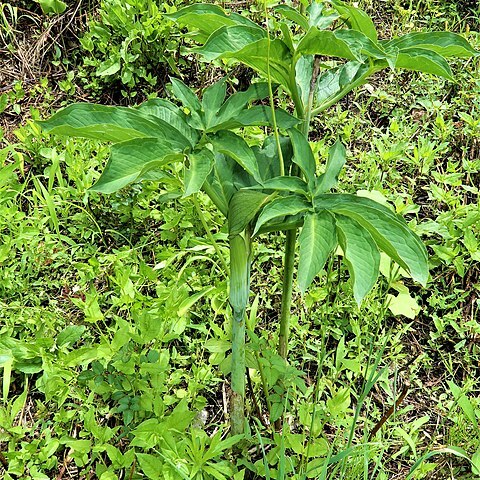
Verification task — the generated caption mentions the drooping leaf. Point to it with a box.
[210,130,262,183]
[298,211,337,293]
[231,38,293,90]
[288,128,316,188]
[170,77,205,129]
[166,4,260,42]
[385,32,479,58]
[249,176,309,196]
[335,214,379,304]
[135,98,199,146]
[252,135,294,181]
[297,28,389,62]
[279,21,294,52]
[253,195,311,235]
[275,5,309,31]
[90,138,183,193]
[39,104,188,146]
[36,0,67,15]
[331,0,378,41]
[307,1,338,29]
[316,140,346,194]
[202,78,227,128]
[209,105,299,132]
[315,194,429,285]
[229,190,272,236]
[390,48,453,80]
[213,82,270,126]
[315,61,371,111]
[295,55,314,108]
[197,25,266,61]
[197,28,292,90]
[184,149,215,197]
[205,153,258,216]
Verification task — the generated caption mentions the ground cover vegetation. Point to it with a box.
[0,0,479,479]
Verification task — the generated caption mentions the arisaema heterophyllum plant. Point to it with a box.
[39,1,478,435]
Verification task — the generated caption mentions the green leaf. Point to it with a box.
[316,140,346,194]
[36,0,66,14]
[203,78,227,128]
[90,139,183,193]
[315,61,371,110]
[391,48,453,80]
[253,195,310,235]
[214,83,270,125]
[231,39,292,89]
[178,286,215,316]
[447,380,478,428]
[184,149,215,197]
[406,446,473,480]
[136,453,162,480]
[307,2,338,29]
[135,98,199,147]
[167,4,259,42]
[249,176,309,196]
[336,215,379,304]
[229,190,272,236]
[298,211,337,293]
[387,291,420,319]
[288,128,316,188]
[57,325,87,348]
[209,105,299,132]
[331,0,378,41]
[297,27,388,61]
[170,77,204,129]
[385,32,479,58]
[296,55,314,108]
[275,5,309,31]
[210,130,262,183]
[315,194,429,285]
[197,25,266,61]
[197,28,292,90]
[253,135,294,181]
[39,104,188,145]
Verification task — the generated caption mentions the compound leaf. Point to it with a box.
[316,194,429,285]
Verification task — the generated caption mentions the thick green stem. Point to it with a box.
[229,231,251,435]
[278,228,297,358]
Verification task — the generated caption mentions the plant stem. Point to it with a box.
[192,194,229,275]
[277,58,322,362]
[229,231,251,435]
[264,0,285,175]
[278,228,297,359]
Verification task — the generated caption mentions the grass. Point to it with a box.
[0,0,479,478]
